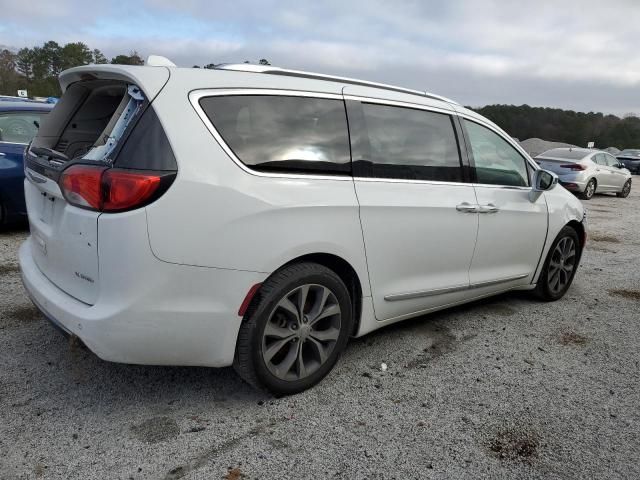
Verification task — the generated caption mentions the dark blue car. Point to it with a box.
[0,101,53,225]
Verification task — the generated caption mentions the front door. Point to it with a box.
[345,94,479,321]
[461,118,548,292]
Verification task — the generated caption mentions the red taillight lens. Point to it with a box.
[103,170,161,212]
[60,165,107,210]
[560,164,587,171]
[59,164,171,213]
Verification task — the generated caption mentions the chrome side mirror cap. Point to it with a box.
[529,169,558,202]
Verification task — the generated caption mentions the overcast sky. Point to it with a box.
[1,0,639,115]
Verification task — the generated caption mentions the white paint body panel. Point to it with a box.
[19,64,586,368]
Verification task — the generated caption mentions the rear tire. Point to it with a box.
[617,179,631,198]
[234,262,353,395]
[580,179,596,200]
[534,226,581,301]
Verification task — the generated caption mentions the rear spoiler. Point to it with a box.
[58,65,170,101]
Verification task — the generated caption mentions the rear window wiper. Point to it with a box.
[30,147,69,163]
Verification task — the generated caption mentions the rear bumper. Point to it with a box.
[19,238,266,367]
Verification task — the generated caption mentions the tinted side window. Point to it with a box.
[0,111,47,144]
[603,154,618,167]
[593,153,606,165]
[199,95,350,175]
[351,103,462,182]
[464,120,529,187]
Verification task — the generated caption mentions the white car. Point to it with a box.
[535,148,632,199]
[20,59,586,394]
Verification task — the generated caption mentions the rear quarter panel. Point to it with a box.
[144,70,371,296]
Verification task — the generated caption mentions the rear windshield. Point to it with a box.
[0,111,48,144]
[538,148,588,160]
[199,95,351,175]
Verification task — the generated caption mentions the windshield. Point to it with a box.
[618,149,640,156]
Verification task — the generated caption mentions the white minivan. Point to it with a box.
[20,60,586,394]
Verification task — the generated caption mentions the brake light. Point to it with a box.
[59,164,174,212]
[103,170,161,211]
[560,164,587,171]
[60,165,107,210]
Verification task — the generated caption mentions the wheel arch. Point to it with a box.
[246,252,364,337]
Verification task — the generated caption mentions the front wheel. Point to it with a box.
[580,179,596,200]
[234,262,353,395]
[534,226,581,301]
[617,179,631,198]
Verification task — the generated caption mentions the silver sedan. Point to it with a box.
[535,148,632,200]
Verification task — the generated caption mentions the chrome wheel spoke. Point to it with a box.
[311,303,340,325]
[309,327,340,342]
[307,337,329,365]
[277,297,300,323]
[275,341,299,377]
[296,285,310,318]
[296,341,307,378]
[264,336,295,363]
[264,321,294,340]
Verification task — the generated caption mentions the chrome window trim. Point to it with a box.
[384,273,529,301]
[353,176,474,187]
[0,140,28,146]
[189,88,352,181]
[343,94,454,115]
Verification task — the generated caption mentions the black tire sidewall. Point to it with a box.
[537,227,581,301]
[245,264,352,395]
[583,179,596,200]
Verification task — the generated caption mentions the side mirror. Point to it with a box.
[529,169,558,202]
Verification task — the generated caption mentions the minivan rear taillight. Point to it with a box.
[560,164,587,171]
[59,164,175,213]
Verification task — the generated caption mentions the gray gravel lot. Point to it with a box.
[1,189,639,480]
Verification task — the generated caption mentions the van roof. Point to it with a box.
[59,63,460,107]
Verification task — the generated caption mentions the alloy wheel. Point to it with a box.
[622,181,631,197]
[585,180,595,198]
[548,236,576,294]
[262,284,342,381]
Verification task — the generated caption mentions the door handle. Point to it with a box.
[478,203,500,214]
[0,152,5,157]
[456,202,479,213]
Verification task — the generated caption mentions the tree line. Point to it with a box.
[474,104,640,149]
[0,41,145,98]
[2,41,638,148]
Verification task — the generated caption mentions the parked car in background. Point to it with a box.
[20,61,586,394]
[0,101,53,225]
[535,148,632,199]
[616,149,640,174]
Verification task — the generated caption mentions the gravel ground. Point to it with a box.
[1,189,639,480]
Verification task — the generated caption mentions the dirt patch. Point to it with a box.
[608,289,640,301]
[587,245,617,254]
[588,208,613,213]
[589,233,621,243]
[489,428,539,462]
[558,332,589,346]
[225,467,243,480]
[9,304,40,322]
[131,417,179,444]
[0,264,19,276]
[405,324,462,368]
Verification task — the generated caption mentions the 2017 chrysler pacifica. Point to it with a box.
[19,58,587,394]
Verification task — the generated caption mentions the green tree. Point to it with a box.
[92,49,108,64]
[111,51,144,65]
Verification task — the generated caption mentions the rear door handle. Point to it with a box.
[478,203,499,214]
[0,152,5,157]
[456,202,479,213]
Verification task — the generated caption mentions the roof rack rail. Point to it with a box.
[214,64,459,105]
